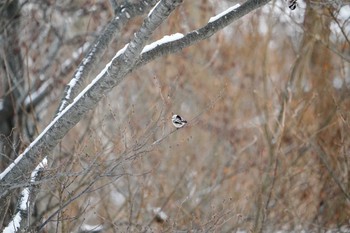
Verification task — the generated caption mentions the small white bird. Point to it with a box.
[172,114,187,128]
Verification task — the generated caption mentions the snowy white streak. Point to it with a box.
[208,4,240,23]
[80,224,103,232]
[0,154,24,180]
[73,43,128,103]
[2,158,47,233]
[141,33,184,54]
[58,42,95,113]
[148,0,161,17]
[0,44,127,181]
[3,212,21,233]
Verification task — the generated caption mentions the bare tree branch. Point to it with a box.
[56,0,158,114]
[0,0,273,230]
[136,0,271,68]
[0,0,182,213]
[2,159,47,232]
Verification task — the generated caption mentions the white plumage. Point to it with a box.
[172,115,187,128]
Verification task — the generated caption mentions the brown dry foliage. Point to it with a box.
[11,0,350,232]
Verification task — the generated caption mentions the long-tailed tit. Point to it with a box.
[172,115,187,128]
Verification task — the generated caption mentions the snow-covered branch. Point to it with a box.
[2,158,47,233]
[0,0,273,229]
[136,0,271,67]
[56,0,158,115]
[0,0,182,208]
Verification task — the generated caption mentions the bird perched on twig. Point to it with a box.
[172,115,187,128]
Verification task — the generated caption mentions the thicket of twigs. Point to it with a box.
[7,0,350,232]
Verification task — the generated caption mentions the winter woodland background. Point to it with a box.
[1,0,350,232]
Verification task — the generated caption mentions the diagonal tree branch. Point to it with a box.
[0,0,182,212]
[136,0,272,68]
[56,0,158,115]
[0,0,273,228]
[2,159,47,232]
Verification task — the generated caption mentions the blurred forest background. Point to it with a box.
[1,0,350,232]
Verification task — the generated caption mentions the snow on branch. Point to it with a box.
[0,42,126,183]
[0,0,272,227]
[2,158,47,233]
[208,4,241,23]
[120,0,182,66]
[0,154,24,181]
[148,0,161,17]
[56,0,158,115]
[0,0,182,201]
[55,0,169,116]
[56,18,121,115]
[136,0,271,68]
[142,33,184,53]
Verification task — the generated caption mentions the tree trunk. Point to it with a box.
[0,0,24,227]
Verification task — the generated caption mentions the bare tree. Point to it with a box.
[0,0,272,231]
[2,0,350,232]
